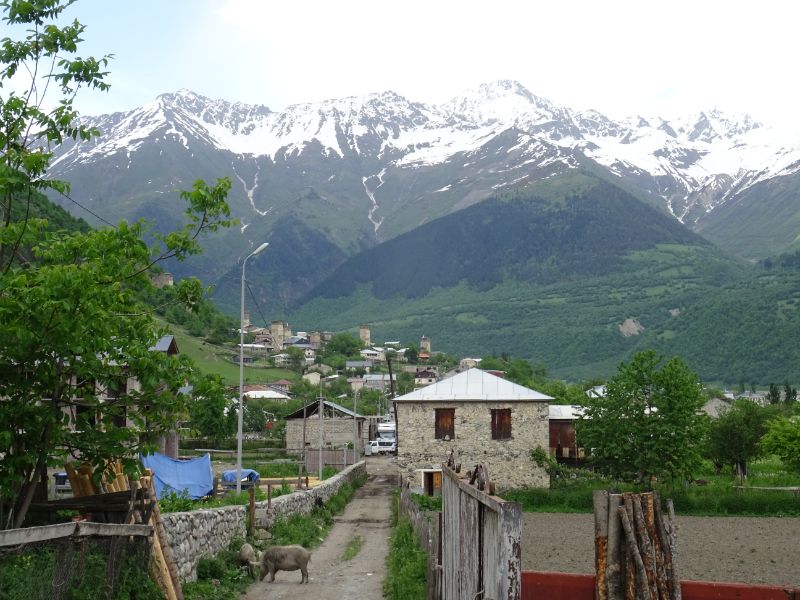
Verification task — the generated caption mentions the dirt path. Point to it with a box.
[521,512,800,588]
[243,456,398,600]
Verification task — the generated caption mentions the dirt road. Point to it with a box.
[244,455,398,600]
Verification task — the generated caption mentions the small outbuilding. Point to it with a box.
[284,400,368,451]
[394,368,552,490]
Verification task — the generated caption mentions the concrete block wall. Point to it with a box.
[396,401,549,490]
[161,460,367,581]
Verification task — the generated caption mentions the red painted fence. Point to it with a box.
[521,571,800,600]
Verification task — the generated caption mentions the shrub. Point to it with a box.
[384,517,427,599]
[196,557,227,580]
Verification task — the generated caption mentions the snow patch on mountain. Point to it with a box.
[50,80,800,224]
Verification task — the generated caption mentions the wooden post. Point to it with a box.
[653,492,676,600]
[666,499,681,600]
[632,496,658,600]
[267,483,272,509]
[607,493,625,600]
[593,490,609,600]
[617,506,650,600]
[248,487,255,535]
[623,494,637,600]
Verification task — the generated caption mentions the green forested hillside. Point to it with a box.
[305,173,709,301]
[698,172,800,261]
[11,189,91,233]
[287,172,800,382]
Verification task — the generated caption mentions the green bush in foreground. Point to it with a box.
[384,516,427,600]
[0,539,161,600]
[184,540,251,600]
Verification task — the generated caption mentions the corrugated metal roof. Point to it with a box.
[245,390,290,400]
[149,335,176,353]
[549,405,585,420]
[394,368,552,402]
[284,399,364,419]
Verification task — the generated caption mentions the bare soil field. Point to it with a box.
[521,512,800,588]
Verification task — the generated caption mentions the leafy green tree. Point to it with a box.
[767,383,782,404]
[396,371,415,395]
[0,0,233,528]
[188,375,236,445]
[706,399,768,481]
[0,0,111,269]
[783,381,797,404]
[324,333,363,357]
[403,345,418,364]
[760,416,800,474]
[285,345,306,374]
[577,350,708,485]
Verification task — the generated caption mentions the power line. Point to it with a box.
[246,279,270,328]
[61,190,116,227]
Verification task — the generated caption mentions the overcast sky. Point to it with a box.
[5,0,799,128]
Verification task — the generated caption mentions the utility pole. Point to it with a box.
[353,389,360,463]
[318,394,324,481]
[386,353,399,452]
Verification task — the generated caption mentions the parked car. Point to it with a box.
[366,439,396,455]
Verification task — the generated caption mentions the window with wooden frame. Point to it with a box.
[491,408,512,440]
[435,408,455,440]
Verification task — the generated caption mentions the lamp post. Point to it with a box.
[237,241,269,494]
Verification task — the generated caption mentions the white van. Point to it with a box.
[366,439,396,455]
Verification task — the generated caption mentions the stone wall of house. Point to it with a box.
[161,461,367,582]
[396,401,549,490]
[285,418,367,451]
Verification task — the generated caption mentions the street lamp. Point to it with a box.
[237,241,269,494]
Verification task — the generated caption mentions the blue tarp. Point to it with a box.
[141,452,214,500]
[221,469,260,484]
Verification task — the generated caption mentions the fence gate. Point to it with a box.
[441,464,521,600]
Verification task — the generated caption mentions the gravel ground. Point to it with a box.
[521,512,800,588]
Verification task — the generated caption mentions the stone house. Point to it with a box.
[284,400,368,451]
[394,368,552,490]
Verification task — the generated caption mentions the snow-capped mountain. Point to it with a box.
[47,80,800,306]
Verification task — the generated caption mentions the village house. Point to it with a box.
[548,404,586,465]
[394,368,552,491]
[283,400,368,451]
[414,368,438,388]
[64,334,183,458]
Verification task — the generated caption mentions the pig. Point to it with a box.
[259,544,311,584]
[238,543,260,578]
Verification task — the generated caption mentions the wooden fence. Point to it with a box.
[303,448,359,473]
[441,464,522,600]
[0,521,153,547]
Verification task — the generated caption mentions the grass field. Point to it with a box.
[505,457,800,517]
[167,325,298,385]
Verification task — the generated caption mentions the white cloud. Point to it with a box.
[8,0,798,128]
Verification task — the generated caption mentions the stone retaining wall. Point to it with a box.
[161,460,367,581]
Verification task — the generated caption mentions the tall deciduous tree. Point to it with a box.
[706,399,768,481]
[577,350,708,485]
[188,374,236,446]
[0,0,233,529]
[760,415,800,474]
[767,383,782,405]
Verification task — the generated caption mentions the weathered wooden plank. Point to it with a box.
[0,521,153,547]
[459,488,480,598]
[500,500,522,600]
[483,508,500,599]
[442,465,507,512]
